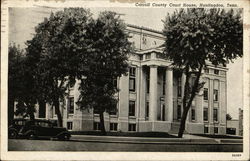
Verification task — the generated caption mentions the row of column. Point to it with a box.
[148,65,173,122]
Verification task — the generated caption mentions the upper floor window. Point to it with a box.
[204,68,209,74]
[203,88,208,100]
[129,67,136,92]
[177,77,182,97]
[146,71,150,93]
[68,97,74,114]
[214,69,219,75]
[129,101,136,117]
[203,107,208,121]
[145,53,151,60]
[213,108,218,122]
[213,89,219,101]
[163,74,166,95]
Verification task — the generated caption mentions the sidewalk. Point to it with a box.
[70,134,242,144]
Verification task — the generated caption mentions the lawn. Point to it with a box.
[70,131,178,138]
[191,134,243,139]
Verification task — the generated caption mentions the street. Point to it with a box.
[8,135,243,152]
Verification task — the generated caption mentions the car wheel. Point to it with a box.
[64,134,70,141]
[9,130,17,139]
[58,134,70,141]
[27,132,36,140]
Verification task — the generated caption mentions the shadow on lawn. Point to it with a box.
[70,131,178,138]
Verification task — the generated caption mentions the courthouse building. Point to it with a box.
[35,24,228,134]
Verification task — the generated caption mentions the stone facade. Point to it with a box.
[33,24,227,134]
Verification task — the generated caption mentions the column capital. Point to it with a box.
[166,66,173,71]
[149,65,158,68]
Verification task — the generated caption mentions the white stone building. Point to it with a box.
[34,24,227,134]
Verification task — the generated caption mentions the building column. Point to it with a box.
[149,65,158,121]
[139,66,146,120]
[165,67,173,122]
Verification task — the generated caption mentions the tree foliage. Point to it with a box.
[8,43,36,121]
[163,8,243,137]
[26,8,92,127]
[25,9,131,131]
[77,11,131,134]
[226,114,233,120]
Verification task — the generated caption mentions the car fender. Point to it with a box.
[24,130,37,136]
[56,131,71,138]
[8,128,18,133]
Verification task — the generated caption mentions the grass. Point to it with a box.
[191,134,243,139]
[70,131,178,138]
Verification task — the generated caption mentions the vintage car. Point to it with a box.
[8,118,27,139]
[18,119,71,140]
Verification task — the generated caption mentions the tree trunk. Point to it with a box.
[99,111,106,135]
[29,109,35,121]
[178,64,203,138]
[178,106,190,137]
[54,98,63,127]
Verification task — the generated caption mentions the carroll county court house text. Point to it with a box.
[26,25,227,134]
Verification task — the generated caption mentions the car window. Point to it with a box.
[37,121,51,127]
[17,121,25,125]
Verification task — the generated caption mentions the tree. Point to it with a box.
[8,43,37,123]
[26,8,92,127]
[77,11,131,135]
[226,114,232,120]
[163,8,243,137]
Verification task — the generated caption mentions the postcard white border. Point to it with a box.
[1,0,250,160]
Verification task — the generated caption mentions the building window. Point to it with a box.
[204,68,209,74]
[110,123,118,131]
[214,127,218,134]
[68,97,74,114]
[213,89,219,101]
[204,126,209,133]
[161,104,165,121]
[109,103,118,115]
[145,102,149,118]
[128,123,136,131]
[146,71,150,93]
[227,128,236,135]
[177,77,182,97]
[191,108,195,121]
[163,74,166,95]
[203,108,208,121]
[203,88,208,100]
[129,101,136,116]
[214,69,219,75]
[67,122,73,130]
[94,122,101,131]
[145,53,151,59]
[213,109,218,122]
[177,105,181,120]
[113,78,118,89]
[129,67,136,92]
[38,101,46,118]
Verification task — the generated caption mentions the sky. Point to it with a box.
[9,7,243,119]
